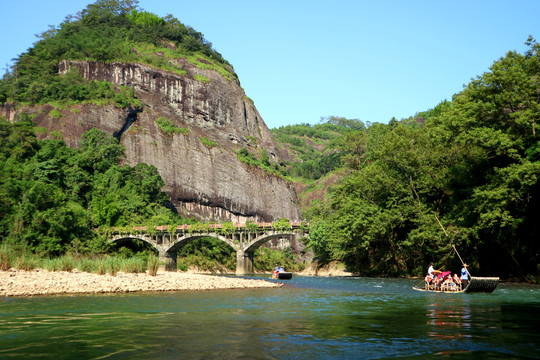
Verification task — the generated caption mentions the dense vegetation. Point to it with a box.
[176,237,304,273]
[296,39,540,281]
[0,0,234,106]
[0,117,301,272]
[0,117,186,255]
[271,116,365,181]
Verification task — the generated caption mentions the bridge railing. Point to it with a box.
[98,221,309,235]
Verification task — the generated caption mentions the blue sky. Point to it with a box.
[2,0,540,128]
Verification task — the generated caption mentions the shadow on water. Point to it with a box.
[0,276,538,359]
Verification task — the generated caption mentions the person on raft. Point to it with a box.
[461,264,470,289]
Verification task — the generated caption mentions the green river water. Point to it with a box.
[0,276,538,359]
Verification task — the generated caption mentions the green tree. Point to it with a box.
[308,39,540,279]
[0,120,182,256]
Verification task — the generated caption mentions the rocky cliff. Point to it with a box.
[1,59,302,222]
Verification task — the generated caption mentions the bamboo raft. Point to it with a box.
[418,216,500,294]
[277,272,293,280]
[413,276,500,293]
[271,272,293,280]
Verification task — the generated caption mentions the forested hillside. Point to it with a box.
[278,39,540,281]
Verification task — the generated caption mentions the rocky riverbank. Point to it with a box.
[0,268,282,297]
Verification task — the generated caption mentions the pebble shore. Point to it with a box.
[0,269,282,297]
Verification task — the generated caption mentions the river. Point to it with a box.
[0,275,538,359]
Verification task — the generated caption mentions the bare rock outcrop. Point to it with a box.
[300,260,353,277]
[0,59,302,222]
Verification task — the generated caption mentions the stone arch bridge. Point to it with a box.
[108,222,308,275]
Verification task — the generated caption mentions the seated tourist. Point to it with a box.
[447,276,457,291]
[453,274,461,290]
[425,274,433,290]
[441,276,448,291]
[433,276,441,290]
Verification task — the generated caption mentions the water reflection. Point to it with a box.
[426,297,474,340]
[0,278,538,359]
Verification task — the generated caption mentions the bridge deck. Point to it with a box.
[100,221,308,233]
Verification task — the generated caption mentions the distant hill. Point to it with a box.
[270,116,366,216]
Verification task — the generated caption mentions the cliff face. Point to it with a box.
[1,59,302,222]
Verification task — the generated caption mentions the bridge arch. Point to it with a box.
[105,222,309,274]
[168,233,238,253]
[244,232,300,253]
[110,234,158,250]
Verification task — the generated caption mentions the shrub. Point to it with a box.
[15,254,39,271]
[0,244,14,271]
[49,109,63,119]
[77,258,96,273]
[96,259,107,275]
[103,256,120,275]
[59,256,75,272]
[147,255,160,276]
[43,258,62,272]
[121,257,146,273]
[155,117,189,135]
[200,137,218,148]
[194,74,210,83]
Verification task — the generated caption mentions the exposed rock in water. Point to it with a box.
[1,59,302,222]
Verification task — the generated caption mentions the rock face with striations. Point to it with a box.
[1,58,302,222]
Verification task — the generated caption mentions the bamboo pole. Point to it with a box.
[416,214,468,289]
[452,244,465,266]
[435,213,471,277]
[414,214,451,289]
[452,244,471,277]
[414,278,425,289]
[434,213,449,237]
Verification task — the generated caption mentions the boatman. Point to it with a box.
[428,264,435,276]
[461,264,470,289]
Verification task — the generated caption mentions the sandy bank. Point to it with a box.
[0,268,282,297]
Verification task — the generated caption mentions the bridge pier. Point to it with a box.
[235,250,254,275]
[159,250,177,272]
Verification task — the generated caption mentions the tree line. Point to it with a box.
[301,39,540,281]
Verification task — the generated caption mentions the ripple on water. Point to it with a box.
[0,277,538,359]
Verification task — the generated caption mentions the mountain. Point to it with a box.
[0,2,301,223]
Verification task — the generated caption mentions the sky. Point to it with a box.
[2,0,540,129]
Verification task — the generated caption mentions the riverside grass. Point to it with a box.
[0,246,158,276]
